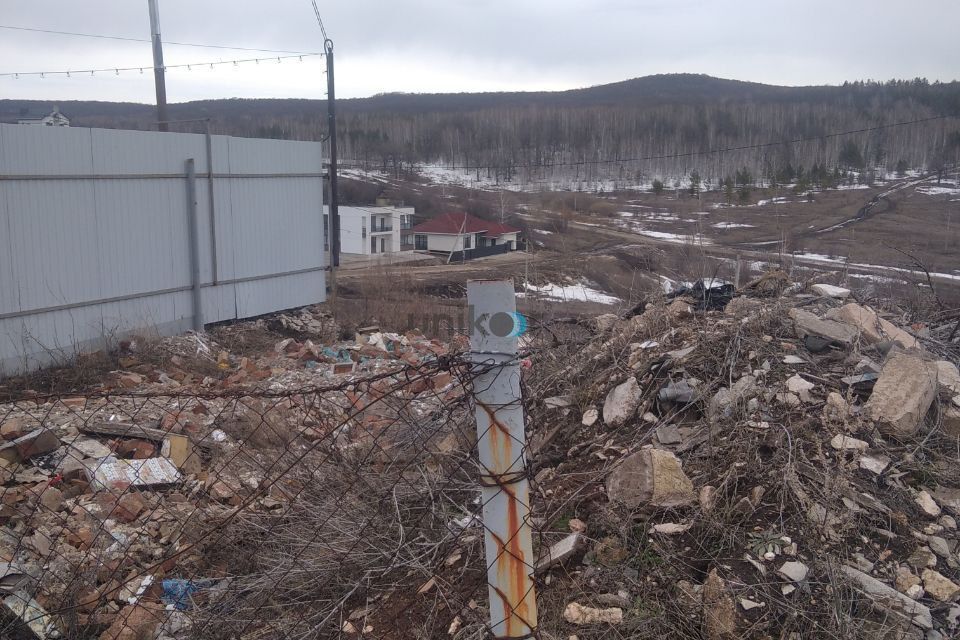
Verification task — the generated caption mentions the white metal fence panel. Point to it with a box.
[0,124,326,376]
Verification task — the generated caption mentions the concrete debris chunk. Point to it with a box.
[921,569,960,602]
[811,283,851,299]
[896,566,922,595]
[788,307,857,346]
[823,392,851,422]
[655,424,682,445]
[831,434,869,451]
[859,454,890,474]
[563,602,623,625]
[606,448,696,508]
[907,547,938,570]
[915,491,942,518]
[829,302,919,350]
[0,429,60,463]
[702,568,738,639]
[840,565,933,629]
[927,536,951,559]
[581,408,599,427]
[944,405,960,438]
[544,395,573,409]
[602,377,642,427]
[865,352,938,438]
[777,561,809,583]
[536,532,584,573]
[0,418,27,441]
[738,597,765,611]
[709,375,757,419]
[1,590,60,639]
[650,522,691,535]
[936,360,960,396]
[932,487,960,516]
[69,438,113,459]
[786,374,815,402]
[594,313,620,332]
[699,485,717,513]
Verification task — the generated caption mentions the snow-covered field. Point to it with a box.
[519,281,621,305]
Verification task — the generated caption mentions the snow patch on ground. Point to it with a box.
[916,183,960,196]
[713,222,755,229]
[533,229,554,235]
[634,229,712,244]
[519,281,620,305]
[755,196,798,206]
[792,252,960,282]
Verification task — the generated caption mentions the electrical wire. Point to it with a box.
[0,24,319,55]
[310,0,329,41]
[434,114,955,171]
[0,52,323,78]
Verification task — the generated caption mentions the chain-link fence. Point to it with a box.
[0,285,547,640]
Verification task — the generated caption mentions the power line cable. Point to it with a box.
[0,52,323,78]
[431,114,955,171]
[0,24,319,55]
[309,0,329,41]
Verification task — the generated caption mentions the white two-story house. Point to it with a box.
[323,204,415,256]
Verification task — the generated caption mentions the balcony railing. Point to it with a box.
[370,225,393,233]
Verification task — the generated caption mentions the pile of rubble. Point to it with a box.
[4,283,960,638]
[0,310,468,639]
[523,276,960,639]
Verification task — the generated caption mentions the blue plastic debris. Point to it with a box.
[321,346,352,363]
[161,579,201,610]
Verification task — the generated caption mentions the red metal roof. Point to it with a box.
[411,212,521,235]
[483,220,522,237]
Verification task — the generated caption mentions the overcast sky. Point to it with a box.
[1,0,958,104]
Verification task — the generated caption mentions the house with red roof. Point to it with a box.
[410,212,523,258]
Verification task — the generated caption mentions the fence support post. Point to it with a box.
[467,279,537,638]
[185,158,203,332]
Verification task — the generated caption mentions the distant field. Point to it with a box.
[338,169,960,311]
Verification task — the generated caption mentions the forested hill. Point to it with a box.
[4,74,959,186]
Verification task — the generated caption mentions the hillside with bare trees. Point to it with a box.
[4,74,959,187]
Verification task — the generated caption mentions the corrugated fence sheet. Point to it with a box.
[0,124,326,376]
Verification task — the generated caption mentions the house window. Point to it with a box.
[362,217,367,239]
[489,237,496,246]
[371,235,377,253]
[323,214,329,251]
[415,234,428,250]
[463,235,472,250]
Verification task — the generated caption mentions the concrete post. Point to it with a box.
[466,279,537,638]
[204,122,219,285]
[185,159,203,332]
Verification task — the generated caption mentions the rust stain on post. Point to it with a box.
[468,279,537,637]
[484,400,533,634]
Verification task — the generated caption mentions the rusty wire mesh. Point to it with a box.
[0,341,555,640]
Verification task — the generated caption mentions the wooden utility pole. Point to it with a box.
[147,0,169,131]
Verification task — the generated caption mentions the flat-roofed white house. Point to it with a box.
[410,212,522,258]
[17,106,70,127]
[323,204,415,256]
